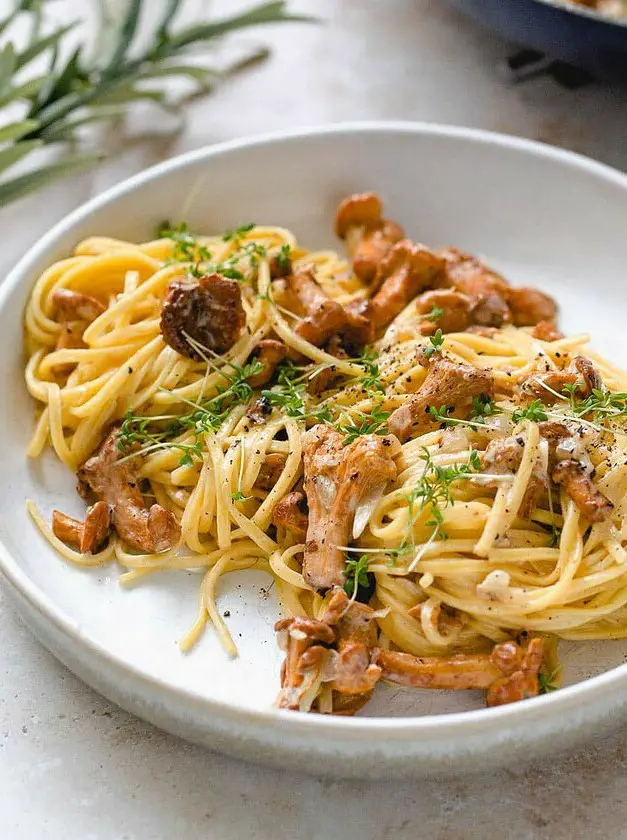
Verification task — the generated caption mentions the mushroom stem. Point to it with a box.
[78,430,180,553]
[52,500,111,553]
[322,589,382,696]
[373,638,544,706]
[302,427,400,592]
[369,240,445,329]
[274,616,335,711]
[288,269,348,347]
[334,192,404,284]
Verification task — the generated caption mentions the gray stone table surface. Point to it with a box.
[2,1,627,838]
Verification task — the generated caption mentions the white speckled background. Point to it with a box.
[3,1,627,837]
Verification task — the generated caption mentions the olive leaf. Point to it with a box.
[0,1,314,206]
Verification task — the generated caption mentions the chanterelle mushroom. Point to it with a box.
[302,426,401,592]
[479,433,548,518]
[508,286,558,327]
[521,355,602,404]
[441,247,512,328]
[287,268,348,347]
[52,500,110,553]
[387,356,494,443]
[320,588,382,696]
[285,267,373,354]
[274,616,335,711]
[414,288,472,336]
[274,588,383,713]
[54,287,105,323]
[532,320,564,343]
[373,637,544,707]
[247,339,286,388]
[369,240,445,330]
[334,192,404,284]
[272,490,308,540]
[539,421,614,523]
[77,429,180,553]
[160,272,245,359]
[255,452,288,490]
[52,287,106,373]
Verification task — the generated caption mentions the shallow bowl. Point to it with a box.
[3,122,627,778]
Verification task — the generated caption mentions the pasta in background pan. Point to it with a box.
[23,192,627,716]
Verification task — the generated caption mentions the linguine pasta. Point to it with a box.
[23,199,627,714]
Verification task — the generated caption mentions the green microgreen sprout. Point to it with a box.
[423,328,444,360]
[336,404,390,447]
[343,554,371,598]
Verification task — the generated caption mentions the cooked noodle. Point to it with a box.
[23,219,627,709]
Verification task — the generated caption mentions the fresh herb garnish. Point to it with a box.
[512,399,549,424]
[158,221,213,278]
[548,523,562,548]
[276,244,292,273]
[424,305,444,323]
[355,346,386,395]
[222,223,255,242]
[117,411,203,468]
[261,360,334,424]
[513,383,627,429]
[423,328,444,360]
[231,438,251,503]
[564,386,627,425]
[344,555,371,598]
[241,240,267,267]
[403,448,481,569]
[337,405,390,446]
[230,490,250,502]
[160,221,267,282]
[471,394,500,421]
[117,358,263,465]
[538,669,559,694]
[427,403,492,430]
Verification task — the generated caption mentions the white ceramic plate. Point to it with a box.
[4,123,627,778]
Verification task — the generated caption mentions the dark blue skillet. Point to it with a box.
[446,0,627,78]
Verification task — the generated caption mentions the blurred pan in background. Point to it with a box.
[447,0,627,79]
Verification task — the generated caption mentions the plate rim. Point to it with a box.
[5,119,627,745]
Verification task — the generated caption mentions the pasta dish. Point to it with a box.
[563,0,626,17]
[24,192,627,715]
